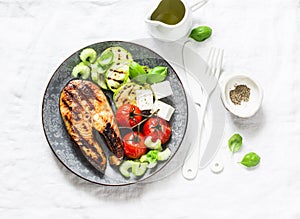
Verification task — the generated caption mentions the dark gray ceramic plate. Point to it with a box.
[42,41,188,186]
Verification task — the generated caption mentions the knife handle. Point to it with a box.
[181,103,205,180]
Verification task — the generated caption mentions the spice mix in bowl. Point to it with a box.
[221,75,263,118]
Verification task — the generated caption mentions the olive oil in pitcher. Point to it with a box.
[150,0,186,25]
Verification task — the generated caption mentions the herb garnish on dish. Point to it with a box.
[60,46,176,178]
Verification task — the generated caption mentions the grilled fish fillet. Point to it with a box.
[59,79,124,173]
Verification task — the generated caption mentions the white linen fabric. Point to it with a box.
[1,0,300,218]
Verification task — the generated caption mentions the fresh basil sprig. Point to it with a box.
[239,152,261,168]
[129,61,146,78]
[147,66,167,84]
[189,26,212,42]
[129,62,168,84]
[228,133,243,153]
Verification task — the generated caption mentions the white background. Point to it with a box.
[1,0,300,218]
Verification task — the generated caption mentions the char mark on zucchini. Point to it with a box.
[107,77,124,84]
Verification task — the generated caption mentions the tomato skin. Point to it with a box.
[116,104,142,127]
[143,117,171,144]
[123,132,147,159]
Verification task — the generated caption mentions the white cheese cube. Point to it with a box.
[136,89,153,110]
[152,100,175,121]
[151,81,173,99]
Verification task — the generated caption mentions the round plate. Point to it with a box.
[42,41,188,186]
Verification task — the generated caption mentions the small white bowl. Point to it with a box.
[220,75,263,118]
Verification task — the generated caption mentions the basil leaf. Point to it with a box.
[228,133,243,153]
[147,74,165,84]
[131,74,148,84]
[147,66,168,84]
[189,26,212,42]
[129,61,146,79]
[149,66,167,76]
[239,152,261,168]
[97,50,114,67]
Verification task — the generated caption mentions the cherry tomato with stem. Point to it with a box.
[116,104,142,127]
[123,132,147,159]
[143,117,171,144]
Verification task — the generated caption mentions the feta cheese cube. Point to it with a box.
[136,89,153,110]
[151,81,173,99]
[152,100,175,121]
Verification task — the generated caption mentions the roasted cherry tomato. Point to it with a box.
[123,132,147,159]
[116,104,142,127]
[143,117,171,144]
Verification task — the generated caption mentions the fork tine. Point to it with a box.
[209,47,218,76]
[213,49,224,79]
[205,48,214,74]
[207,47,215,76]
[211,48,219,77]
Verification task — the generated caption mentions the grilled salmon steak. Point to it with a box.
[59,79,124,173]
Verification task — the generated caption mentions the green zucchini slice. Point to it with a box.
[105,61,130,92]
[113,82,145,108]
[102,46,133,63]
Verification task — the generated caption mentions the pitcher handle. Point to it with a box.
[190,0,208,12]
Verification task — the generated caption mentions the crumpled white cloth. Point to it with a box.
[1,0,300,218]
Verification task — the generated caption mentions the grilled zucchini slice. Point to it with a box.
[105,61,130,92]
[113,82,145,108]
[102,46,133,63]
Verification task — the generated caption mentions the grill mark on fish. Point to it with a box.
[66,118,106,171]
[62,112,74,127]
[73,84,102,107]
[63,88,84,112]
[61,91,83,122]
[79,140,105,165]
[62,114,73,131]
[102,123,123,158]
[81,82,103,104]
[61,98,73,114]
[59,79,124,173]
[71,83,95,111]
[73,128,106,171]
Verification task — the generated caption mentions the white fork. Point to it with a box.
[182,47,224,180]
